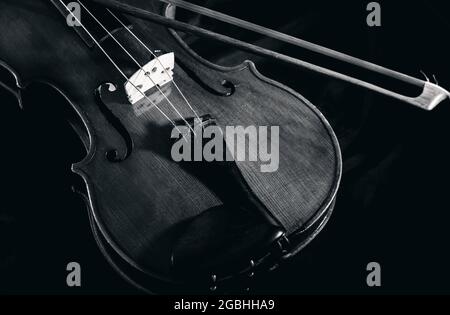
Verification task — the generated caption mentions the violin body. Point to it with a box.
[0,0,341,293]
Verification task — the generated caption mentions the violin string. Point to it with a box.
[58,0,184,138]
[107,9,201,122]
[77,0,195,135]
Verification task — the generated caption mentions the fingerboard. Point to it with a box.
[50,0,132,49]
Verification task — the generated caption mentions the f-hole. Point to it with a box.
[95,84,134,163]
[176,59,235,97]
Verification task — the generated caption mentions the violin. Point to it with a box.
[0,0,446,293]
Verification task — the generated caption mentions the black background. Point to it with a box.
[1,0,450,294]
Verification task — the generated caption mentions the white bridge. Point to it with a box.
[125,52,175,105]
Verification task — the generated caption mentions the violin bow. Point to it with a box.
[89,0,450,110]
